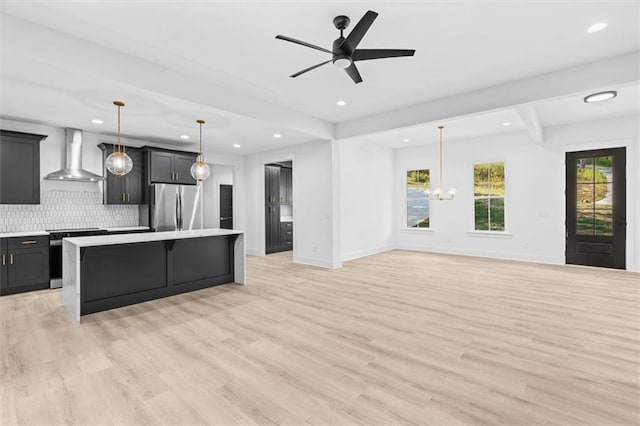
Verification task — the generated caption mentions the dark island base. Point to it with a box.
[79,235,236,316]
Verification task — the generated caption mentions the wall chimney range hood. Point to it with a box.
[44,128,104,182]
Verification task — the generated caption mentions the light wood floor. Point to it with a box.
[1,250,639,425]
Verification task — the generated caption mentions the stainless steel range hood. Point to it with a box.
[44,128,104,182]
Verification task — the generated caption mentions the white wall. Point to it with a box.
[393,115,639,271]
[243,140,339,268]
[338,139,395,261]
[203,164,234,229]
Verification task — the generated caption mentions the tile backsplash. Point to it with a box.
[0,189,139,232]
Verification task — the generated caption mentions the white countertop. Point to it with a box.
[0,231,49,239]
[280,216,294,223]
[102,226,150,232]
[64,228,244,247]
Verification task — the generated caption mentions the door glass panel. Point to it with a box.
[575,156,614,236]
[576,209,595,234]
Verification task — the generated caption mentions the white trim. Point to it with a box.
[400,227,434,234]
[466,230,513,239]
[341,246,393,262]
[396,245,561,265]
[246,248,263,256]
[294,255,342,269]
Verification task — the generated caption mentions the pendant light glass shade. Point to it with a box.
[106,100,133,177]
[191,119,211,182]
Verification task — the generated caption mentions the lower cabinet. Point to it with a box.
[0,236,50,296]
[79,235,236,316]
[266,216,293,254]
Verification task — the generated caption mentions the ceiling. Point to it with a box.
[1,1,639,154]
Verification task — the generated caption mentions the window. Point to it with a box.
[406,169,430,228]
[474,162,505,231]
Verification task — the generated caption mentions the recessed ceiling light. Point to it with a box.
[233,144,241,148]
[336,100,347,106]
[180,135,190,140]
[91,119,103,124]
[502,122,512,127]
[587,22,608,33]
[273,133,282,138]
[402,138,410,142]
[584,90,617,103]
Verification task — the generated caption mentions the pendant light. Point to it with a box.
[427,125,456,201]
[190,119,211,182]
[105,100,133,176]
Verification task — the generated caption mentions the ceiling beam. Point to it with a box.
[1,14,334,141]
[336,51,640,140]
[515,104,544,144]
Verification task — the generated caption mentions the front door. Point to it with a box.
[566,147,626,269]
[219,184,233,229]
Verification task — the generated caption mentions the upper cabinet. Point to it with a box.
[147,149,197,185]
[0,130,47,205]
[98,144,144,204]
[280,167,292,205]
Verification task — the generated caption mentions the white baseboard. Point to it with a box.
[341,246,393,262]
[294,256,342,269]
[395,244,564,266]
[246,248,263,256]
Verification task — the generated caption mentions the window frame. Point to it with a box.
[404,168,431,231]
[473,162,507,233]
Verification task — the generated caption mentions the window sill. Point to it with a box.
[466,230,512,239]
[400,228,434,234]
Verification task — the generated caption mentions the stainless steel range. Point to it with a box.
[47,228,109,288]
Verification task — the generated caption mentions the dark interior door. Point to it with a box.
[566,147,626,269]
[220,184,233,229]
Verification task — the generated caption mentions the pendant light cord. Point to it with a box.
[113,100,125,154]
[197,119,205,161]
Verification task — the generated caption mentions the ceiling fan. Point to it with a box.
[276,10,415,84]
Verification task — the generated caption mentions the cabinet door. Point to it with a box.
[0,240,7,291]
[7,246,49,289]
[172,236,232,285]
[265,166,280,204]
[0,131,43,204]
[104,169,126,204]
[173,153,197,185]
[125,148,143,204]
[281,168,292,204]
[150,151,174,183]
[266,204,281,253]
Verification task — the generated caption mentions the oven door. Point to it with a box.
[50,240,62,288]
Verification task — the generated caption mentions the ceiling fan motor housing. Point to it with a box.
[332,37,352,68]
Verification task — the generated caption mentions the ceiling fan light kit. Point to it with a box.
[276,10,415,84]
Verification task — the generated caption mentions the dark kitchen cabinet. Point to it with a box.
[265,164,293,254]
[0,235,50,296]
[99,144,144,204]
[265,165,280,204]
[265,204,281,254]
[171,236,233,285]
[0,130,47,205]
[147,149,197,185]
[279,167,292,204]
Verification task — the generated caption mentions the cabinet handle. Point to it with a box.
[10,254,13,265]
[127,193,130,202]
[176,172,178,181]
[2,254,5,266]
[122,193,126,202]
[21,240,37,245]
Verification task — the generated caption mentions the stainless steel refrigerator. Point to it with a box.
[142,184,204,232]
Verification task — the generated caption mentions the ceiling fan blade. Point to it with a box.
[353,49,416,61]
[290,60,332,78]
[276,35,332,54]
[341,10,378,53]
[344,63,363,84]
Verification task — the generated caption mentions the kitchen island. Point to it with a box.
[63,229,245,322]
